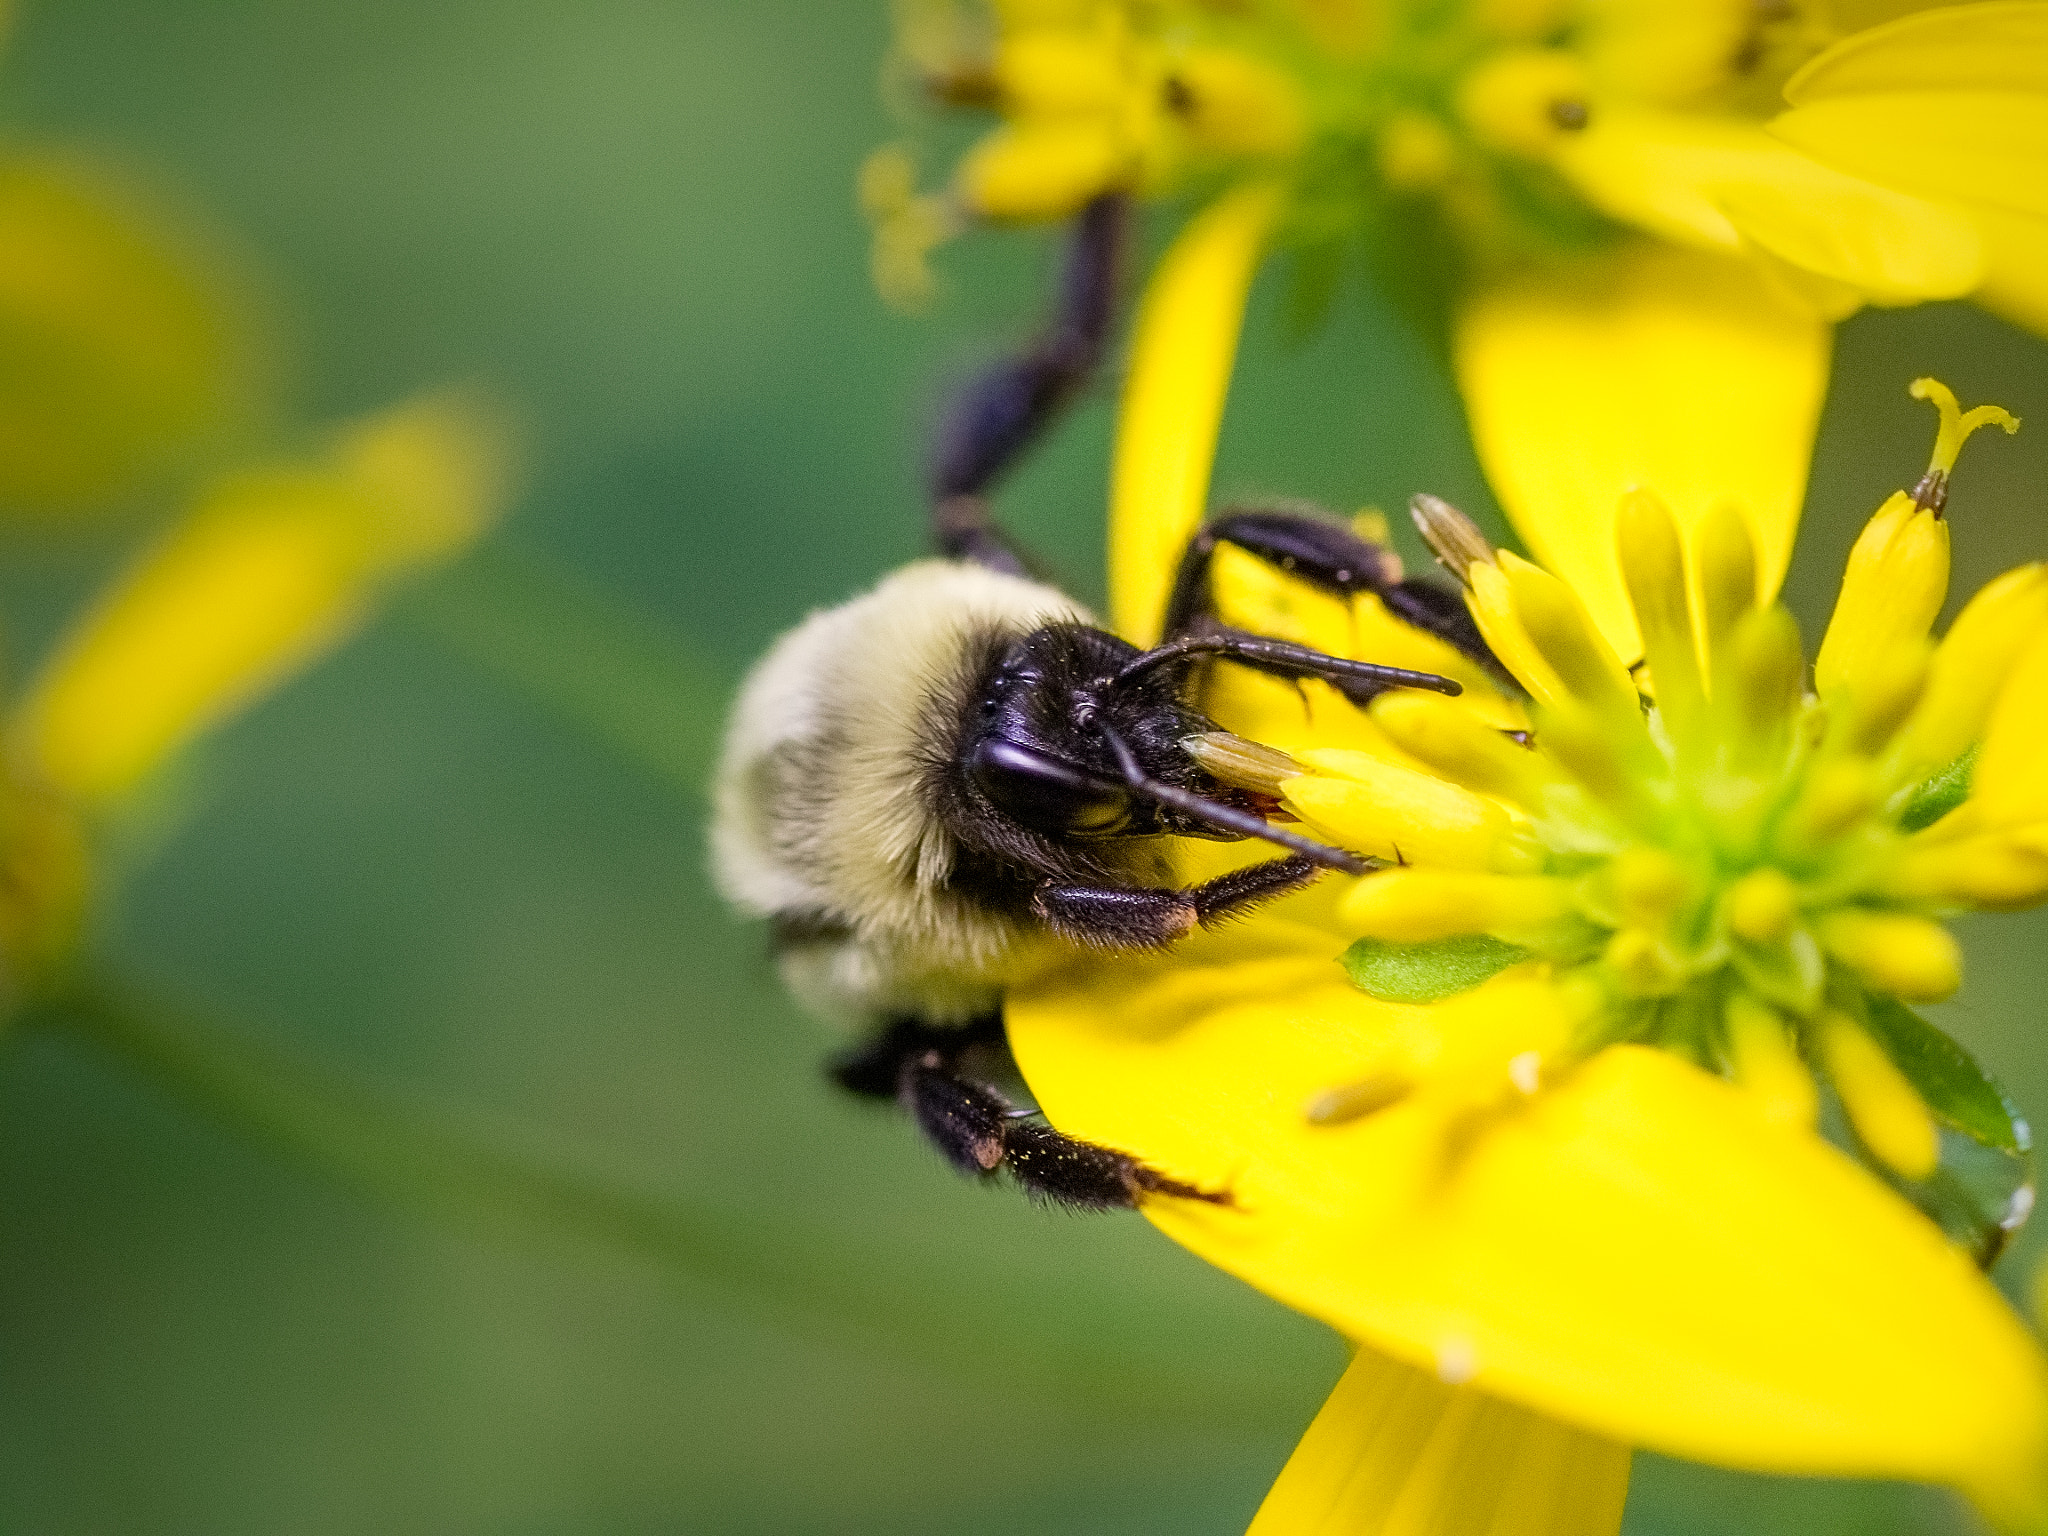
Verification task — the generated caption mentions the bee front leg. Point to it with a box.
[1030,853,1324,949]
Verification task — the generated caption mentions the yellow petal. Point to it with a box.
[1772,92,2048,223]
[1453,244,1826,660]
[1785,2,2048,100]
[1109,182,1280,645]
[1555,111,1984,302]
[15,392,509,803]
[1248,1347,1630,1536]
[1971,625,2048,827]
[1973,204,2048,337]
[0,152,250,513]
[1007,959,2048,1515]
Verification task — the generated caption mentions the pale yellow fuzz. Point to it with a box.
[1819,1011,1939,1181]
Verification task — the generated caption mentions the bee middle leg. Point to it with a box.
[829,1013,1225,1210]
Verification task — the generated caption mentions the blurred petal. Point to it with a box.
[1108,182,1279,645]
[1555,112,1984,303]
[0,152,251,513]
[1008,950,2048,1513]
[15,392,510,803]
[1786,2,2048,99]
[1249,1348,1629,1536]
[1453,245,1827,659]
[1772,92,2048,223]
[1974,206,2048,335]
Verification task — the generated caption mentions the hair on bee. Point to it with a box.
[713,193,1501,1209]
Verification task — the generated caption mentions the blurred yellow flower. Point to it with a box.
[0,392,507,1007]
[877,1,2048,655]
[0,151,256,516]
[1007,357,2048,1529]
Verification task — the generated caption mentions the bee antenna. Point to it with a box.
[1094,722,1369,876]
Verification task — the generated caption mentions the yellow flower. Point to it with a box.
[1007,350,2048,1526]
[0,392,506,1008]
[878,0,2048,658]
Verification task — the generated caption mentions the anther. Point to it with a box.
[1548,99,1589,130]
[1409,493,1496,587]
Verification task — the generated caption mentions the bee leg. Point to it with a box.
[899,1053,1226,1210]
[929,192,1127,576]
[1030,853,1325,949]
[833,1015,1226,1209]
[1164,505,1504,683]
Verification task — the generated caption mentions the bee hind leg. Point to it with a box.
[830,1013,1225,1210]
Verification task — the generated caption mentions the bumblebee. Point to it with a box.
[712,196,1497,1208]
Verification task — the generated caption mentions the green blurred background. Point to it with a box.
[0,3,2038,1532]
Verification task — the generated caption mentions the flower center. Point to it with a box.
[1270,381,2022,1210]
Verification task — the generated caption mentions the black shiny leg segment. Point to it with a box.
[830,1013,1225,1210]
[1164,506,1502,681]
[928,193,1128,576]
[1030,852,1325,948]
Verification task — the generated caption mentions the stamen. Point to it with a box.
[1409,493,1496,587]
[1887,563,2048,787]
[1615,489,1705,739]
[1695,502,1758,666]
[1725,869,1798,945]
[1500,553,1639,723]
[1370,691,1556,808]
[1819,1011,1939,1180]
[1909,377,2019,514]
[1817,909,1961,1003]
[1338,868,1576,948]
[1725,993,1817,1130]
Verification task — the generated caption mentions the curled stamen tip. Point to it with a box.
[1305,1070,1411,1125]
[1910,376,2020,484]
[1409,493,1496,586]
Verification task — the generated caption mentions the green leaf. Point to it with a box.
[1898,745,1975,832]
[1863,993,2029,1153]
[1851,996,2034,1267]
[1341,933,1531,1004]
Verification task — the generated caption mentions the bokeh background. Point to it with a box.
[0,3,2040,1532]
